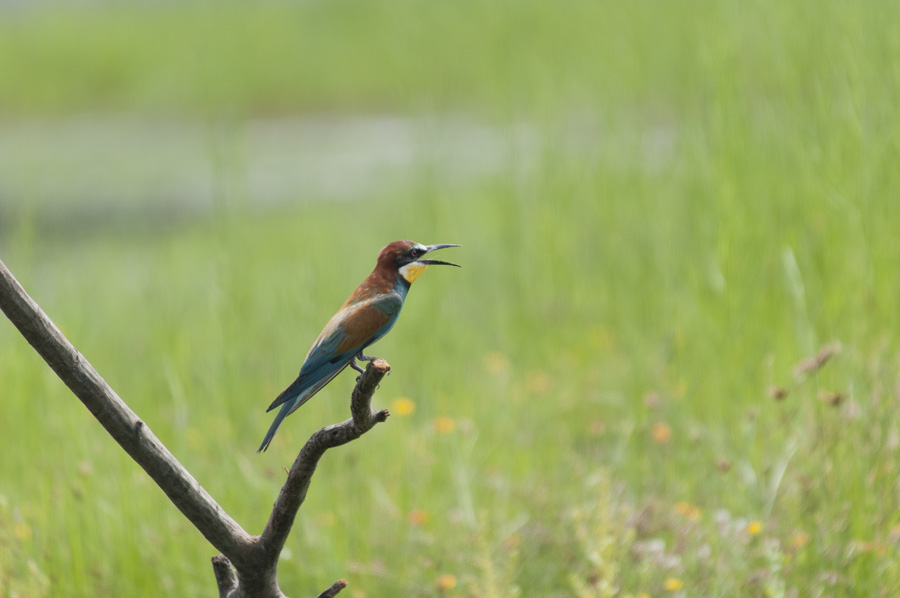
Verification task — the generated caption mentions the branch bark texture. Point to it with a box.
[0,257,391,598]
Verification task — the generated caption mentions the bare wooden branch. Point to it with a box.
[0,258,254,561]
[212,555,239,598]
[212,360,389,598]
[1,257,391,597]
[315,580,348,598]
[261,359,391,559]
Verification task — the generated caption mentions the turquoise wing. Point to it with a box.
[265,293,403,413]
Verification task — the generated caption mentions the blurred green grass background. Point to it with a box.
[2,0,900,596]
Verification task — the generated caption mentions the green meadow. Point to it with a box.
[2,1,900,596]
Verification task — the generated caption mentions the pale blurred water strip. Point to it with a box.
[0,113,675,234]
[0,115,523,228]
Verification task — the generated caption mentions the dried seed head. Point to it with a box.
[793,341,843,381]
[768,385,788,401]
[819,390,845,407]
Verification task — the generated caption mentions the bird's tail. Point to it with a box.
[258,401,291,452]
[257,375,320,452]
[257,363,350,452]
[256,378,334,452]
[258,389,325,452]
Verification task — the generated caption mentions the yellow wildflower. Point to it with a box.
[436,573,457,590]
[674,501,700,521]
[408,509,429,526]
[434,417,456,435]
[391,397,416,416]
[651,422,672,444]
[663,577,684,591]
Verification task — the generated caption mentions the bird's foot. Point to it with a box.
[352,351,378,375]
[356,350,377,363]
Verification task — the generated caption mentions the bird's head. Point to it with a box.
[378,240,461,283]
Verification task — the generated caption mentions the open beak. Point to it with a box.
[418,244,461,267]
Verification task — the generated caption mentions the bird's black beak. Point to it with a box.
[419,244,461,267]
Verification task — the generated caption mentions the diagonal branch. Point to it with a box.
[3,256,394,597]
[0,258,255,563]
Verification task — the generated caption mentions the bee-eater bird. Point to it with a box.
[258,240,460,452]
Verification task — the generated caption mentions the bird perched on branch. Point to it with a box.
[258,240,460,452]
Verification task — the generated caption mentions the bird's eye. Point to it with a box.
[409,248,420,258]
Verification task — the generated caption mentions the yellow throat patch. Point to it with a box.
[399,262,428,283]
